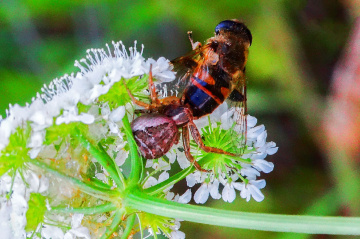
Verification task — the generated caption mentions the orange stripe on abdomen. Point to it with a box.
[190,76,222,105]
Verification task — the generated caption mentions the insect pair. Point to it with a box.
[127,19,252,171]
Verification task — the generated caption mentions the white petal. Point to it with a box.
[170,230,186,239]
[108,122,119,134]
[143,177,157,189]
[77,113,95,124]
[71,214,84,228]
[177,153,191,169]
[248,184,265,202]
[145,160,154,168]
[266,142,278,155]
[186,174,196,187]
[251,179,266,189]
[254,130,267,148]
[194,184,210,204]
[247,125,265,139]
[71,227,91,239]
[158,171,169,183]
[253,159,274,173]
[222,184,236,203]
[178,189,192,204]
[247,115,257,127]
[109,106,125,122]
[42,225,65,239]
[209,180,221,199]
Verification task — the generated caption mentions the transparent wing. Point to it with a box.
[224,74,247,155]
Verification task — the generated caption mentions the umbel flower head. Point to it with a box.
[0,41,277,238]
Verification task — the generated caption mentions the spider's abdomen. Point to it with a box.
[131,114,178,159]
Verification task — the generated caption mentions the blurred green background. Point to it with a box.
[1,0,360,238]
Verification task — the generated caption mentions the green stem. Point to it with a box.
[6,170,17,200]
[31,160,119,201]
[100,209,125,239]
[122,115,142,184]
[121,214,136,239]
[51,202,117,215]
[125,189,360,235]
[76,133,124,189]
[97,142,127,188]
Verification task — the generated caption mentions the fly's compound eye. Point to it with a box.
[215,20,252,45]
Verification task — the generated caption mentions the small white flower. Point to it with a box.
[194,184,210,204]
[239,179,266,202]
[176,189,192,204]
[145,158,171,171]
[194,178,221,204]
[253,159,274,173]
[170,230,186,239]
[109,106,125,122]
[168,189,192,204]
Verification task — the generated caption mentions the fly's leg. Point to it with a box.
[187,31,202,50]
[188,121,238,157]
[182,125,208,172]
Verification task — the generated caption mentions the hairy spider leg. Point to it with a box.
[188,121,238,157]
[182,125,208,172]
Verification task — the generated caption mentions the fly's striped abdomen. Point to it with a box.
[183,65,232,118]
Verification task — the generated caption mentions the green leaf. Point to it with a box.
[25,193,47,232]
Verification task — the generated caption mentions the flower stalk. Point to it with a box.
[126,188,360,235]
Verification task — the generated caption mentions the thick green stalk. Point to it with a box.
[121,214,136,239]
[125,189,360,235]
[100,209,125,239]
[31,160,119,201]
[51,202,117,215]
[122,115,142,184]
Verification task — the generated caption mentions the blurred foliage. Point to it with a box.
[0,0,359,238]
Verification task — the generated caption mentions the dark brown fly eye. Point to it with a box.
[210,40,219,51]
[215,20,252,45]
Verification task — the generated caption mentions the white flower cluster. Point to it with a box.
[0,172,49,239]
[144,102,278,204]
[190,104,278,204]
[0,41,175,158]
[0,41,175,238]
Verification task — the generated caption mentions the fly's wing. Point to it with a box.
[222,69,248,155]
[159,44,213,98]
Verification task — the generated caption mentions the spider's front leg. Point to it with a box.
[123,64,160,110]
[188,121,238,157]
[182,125,208,172]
